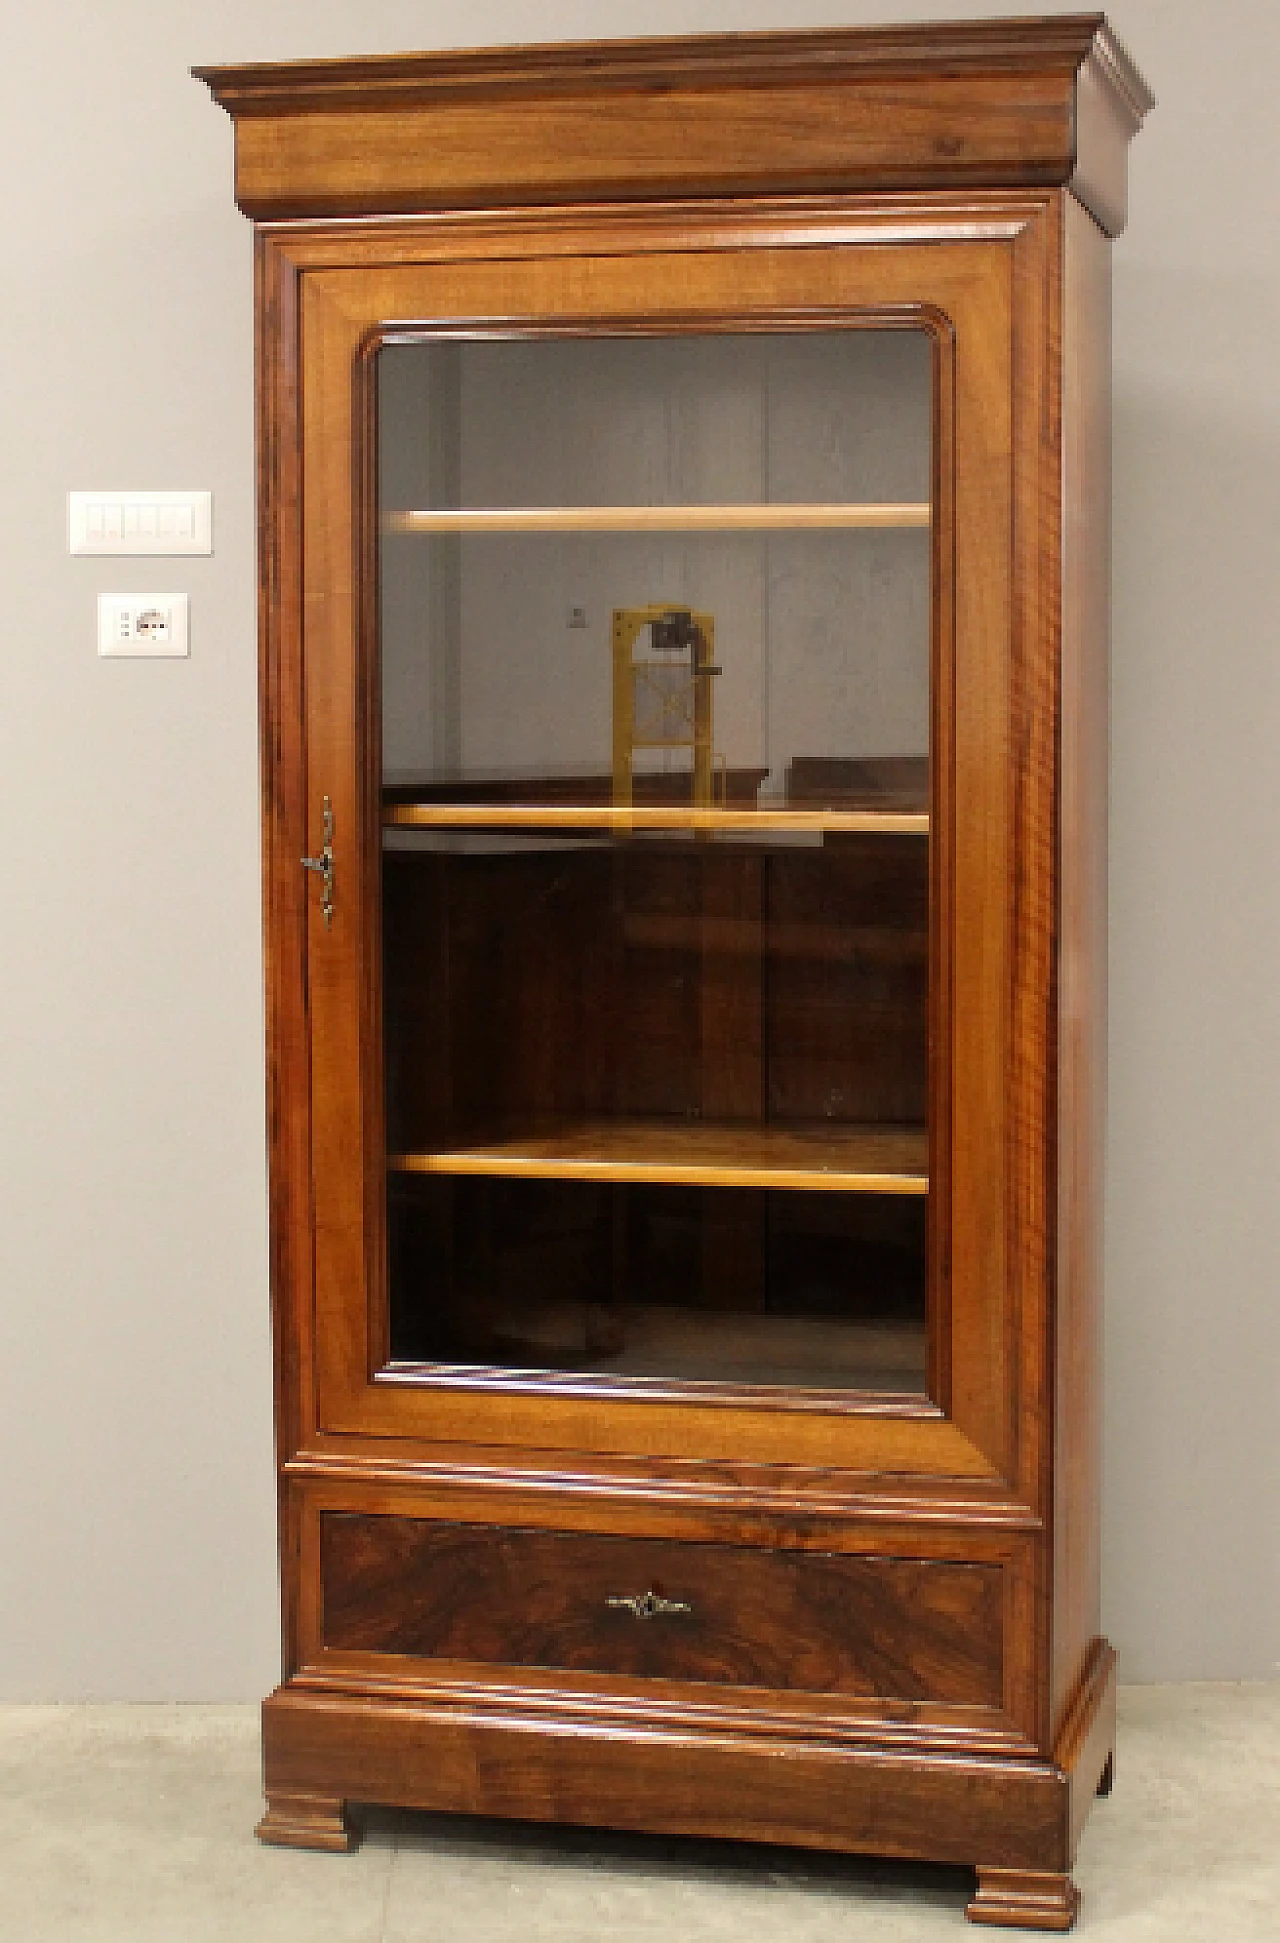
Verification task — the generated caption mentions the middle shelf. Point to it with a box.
[380,760,931,834]
[389,1118,928,1195]
[385,803,928,835]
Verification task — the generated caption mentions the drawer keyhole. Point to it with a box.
[606,1589,692,1620]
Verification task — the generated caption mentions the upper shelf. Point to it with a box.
[384,504,931,535]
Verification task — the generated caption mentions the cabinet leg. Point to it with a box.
[966,1869,1079,1931]
[256,1791,358,1852]
[1097,1749,1115,1797]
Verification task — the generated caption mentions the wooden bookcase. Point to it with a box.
[199,17,1151,1929]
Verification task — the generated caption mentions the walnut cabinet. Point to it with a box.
[199,17,1151,1930]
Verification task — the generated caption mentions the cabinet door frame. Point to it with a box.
[259,193,1060,1505]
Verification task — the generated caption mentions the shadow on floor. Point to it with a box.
[360,1802,975,1911]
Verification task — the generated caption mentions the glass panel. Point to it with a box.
[379,332,931,814]
[390,1179,926,1393]
[378,328,933,1397]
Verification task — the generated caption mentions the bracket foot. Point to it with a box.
[967,1869,1079,1931]
[256,1791,358,1852]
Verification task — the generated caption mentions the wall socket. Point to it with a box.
[97,594,190,658]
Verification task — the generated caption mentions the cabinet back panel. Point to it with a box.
[383,837,927,1146]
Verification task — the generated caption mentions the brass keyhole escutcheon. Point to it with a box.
[606,1590,693,1620]
[301,796,335,927]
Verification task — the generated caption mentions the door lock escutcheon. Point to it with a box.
[302,795,335,927]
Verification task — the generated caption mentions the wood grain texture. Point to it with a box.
[1002,158,1060,1746]
[1051,197,1112,1747]
[320,1514,1004,1707]
[255,231,312,1682]
[197,18,1150,112]
[283,1443,1039,1538]
[196,19,1151,234]
[258,195,1043,278]
[259,1683,1072,1869]
[291,1473,1042,1753]
[300,230,1014,1485]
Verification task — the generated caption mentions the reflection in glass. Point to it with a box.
[378,328,933,1396]
[379,331,932,811]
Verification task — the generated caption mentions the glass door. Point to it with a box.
[377,326,935,1400]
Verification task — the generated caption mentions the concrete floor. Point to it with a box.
[0,1684,1275,1940]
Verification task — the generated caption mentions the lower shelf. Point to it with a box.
[389,1118,928,1194]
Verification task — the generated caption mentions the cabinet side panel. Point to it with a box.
[257,234,311,1680]
[1052,197,1111,1737]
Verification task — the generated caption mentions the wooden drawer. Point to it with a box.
[319,1513,1004,1709]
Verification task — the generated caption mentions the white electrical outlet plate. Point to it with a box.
[70,491,212,556]
[98,594,190,658]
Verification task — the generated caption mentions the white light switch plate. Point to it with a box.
[98,594,190,658]
[70,491,211,556]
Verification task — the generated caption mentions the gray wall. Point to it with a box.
[1,0,1276,1700]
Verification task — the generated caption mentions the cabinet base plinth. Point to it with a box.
[966,1870,1079,1931]
[260,1683,1071,1870]
[257,1640,1116,1920]
[256,1791,358,1852]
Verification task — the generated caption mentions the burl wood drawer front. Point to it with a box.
[320,1514,1003,1708]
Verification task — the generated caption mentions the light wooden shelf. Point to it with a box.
[384,502,931,534]
[384,803,929,835]
[389,1120,928,1194]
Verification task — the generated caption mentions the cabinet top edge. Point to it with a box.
[196,15,1151,237]
[194,16,1153,126]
